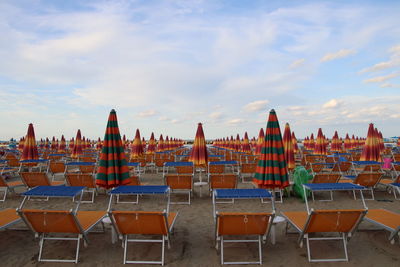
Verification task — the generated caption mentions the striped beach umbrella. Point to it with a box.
[241,132,252,154]
[378,131,384,153]
[71,130,83,159]
[330,131,340,152]
[309,134,315,150]
[21,123,39,161]
[314,128,327,155]
[130,129,144,160]
[18,137,25,151]
[58,135,66,152]
[69,137,74,151]
[165,136,170,151]
[96,109,130,188]
[45,138,50,150]
[96,137,102,150]
[142,137,146,152]
[157,134,165,152]
[283,123,295,170]
[344,133,351,151]
[189,123,208,167]
[255,128,264,155]
[147,132,156,154]
[254,109,289,189]
[360,123,381,162]
[51,136,57,150]
[291,131,299,154]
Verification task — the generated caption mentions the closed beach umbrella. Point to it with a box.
[69,137,74,151]
[21,123,39,161]
[360,123,381,162]
[51,136,57,150]
[292,131,299,154]
[378,131,384,153]
[309,134,315,150]
[18,137,25,151]
[189,123,208,167]
[157,134,165,152]
[344,133,351,151]
[241,132,252,154]
[130,129,144,160]
[142,137,146,151]
[314,128,327,155]
[255,128,265,155]
[330,131,341,152]
[147,132,156,154]
[96,109,130,188]
[283,123,295,170]
[58,135,66,152]
[165,136,170,151]
[254,109,289,189]
[96,137,102,150]
[71,130,83,159]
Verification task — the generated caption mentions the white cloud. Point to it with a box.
[243,100,269,112]
[289,58,305,69]
[226,118,246,126]
[322,99,342,109]
[380,82,400,88]
[209,112,223,120]
[138,110,157,118]
[363,72,399,83]
[359,43,400,73]
[321,49,356,62]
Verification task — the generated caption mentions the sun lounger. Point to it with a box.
[0,208,21,230]
[20,172,64,189]
[364,209,400,244]
[341,172,383,200]
[239,163,256,183]
[0,175,24,201]
[282,209,367,262]
[164,174,193,204]
[65,173,97,203]
[209,174,237,196]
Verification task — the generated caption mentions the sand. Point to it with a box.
[1,171,399,266]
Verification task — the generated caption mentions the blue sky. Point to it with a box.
[0,0,399,140]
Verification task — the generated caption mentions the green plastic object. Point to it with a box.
[293,166,313,201]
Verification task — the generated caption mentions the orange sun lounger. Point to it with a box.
[216,212,274,265]
[19,172,64,188]
[281,209,367,262]
[364,209,400,244]
[0,175,24,201]
[0,208,21,230]
[109,211,178,265]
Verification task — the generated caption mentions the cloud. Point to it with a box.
[380,82,400,88]
[243,100,269,112]
[289,58,305,69]
[322,99,343,109]
[209,112,223,120]
[363,72,399,83]
[226,118,246,126]
[138,110,157,118]
[359,44,400,73]
[321,49,356,62]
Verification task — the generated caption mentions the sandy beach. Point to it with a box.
[1,171,399,267]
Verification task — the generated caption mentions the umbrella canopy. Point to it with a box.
[378,131,384,153]
[69,137,75,150]
[18,137,25,151]
[147,132,156,154]
[51,136,57,150]
[142,137,146,151]
[96,137,102,150]
[282,123,295,170]
[71,130,83,159]
[21,123,39,161]
[96,109,130,188]
[330,131,341,152]
[360,123,381,162]
[344,133,351,151]
[254,109,289,189]
[130,129,144,160]
[291,131,299,154]
[309,134,315,150]
[58,135,66,152]
[255,128,265,155]
[241,132,252,154]
[313,128,327,155]
[157,134,165,152]
[165,136,170,151]
[189,123,208,167]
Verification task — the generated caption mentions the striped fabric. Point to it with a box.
[254,109,289,189]
[360,123,382,162]
[96,109,130,188]
[189,123,208,167]
[313,128,327,155]
[21,123,39,161]
[71,129,83,159]
[255,128,264,156]
[157,134,165,152]
[58,135,66,153]
[130,129,144,160]
[147,132,156,154]
[292,131,299,154]
[241,132,252,154]
[283,123,295,170]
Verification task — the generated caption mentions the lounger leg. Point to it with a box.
[258,235,262,265]
[342,233,349,262]
[38,233,45,262]
[0,188,7,202]
[305,234,312,262]
[162,235,165,266]
[75,234,81,264]
[123,235,128,264]
[221,236,224,265]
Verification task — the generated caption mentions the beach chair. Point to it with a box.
[164,174,193,204]
[0,175,24,201]
[215,212,274,265]
[0,208,22,230]
[239,163,256,183]
[20,172,64,189]
[209,174,237,195]
[79,163,96,174]
[341,172,383,200]
[309,174,341,201]
[46,161,65,181]
[18,209,106,263]
[65,173,97,203]
[108,210,178,265]
[330,161,353,175]
[281,209,367,262]
[364,209,400,244]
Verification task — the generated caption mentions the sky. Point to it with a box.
[0,0,399,141]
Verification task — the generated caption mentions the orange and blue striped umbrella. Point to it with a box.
[130,129,144,160]
[255,128,265,155]
[147,132,156,154]
[96,109,130,188]
[189,123,208,167]
[254,109,289,189]
[58,135,66,152]
[291,131,299,154]
[21,123,39,161]
[241,132,252,154]
[283,123,295,170]
[314,128,327,155]
[360,123,381,162]
[71,130,83,158]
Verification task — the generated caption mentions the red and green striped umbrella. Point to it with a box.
[189,123,208,167]
[147,132,156,154]
[58,135,66,152]
[241,132,252,154]
[71,130,83,159]
[313,128,327,155]
[360,123,381,162]
[21,123,39,161]
[283,123,295,170]
[96,109,130,188]
[130,129,144,160]
[254,109,289,189]
[291,131,299,154]
[255,128,265,155]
